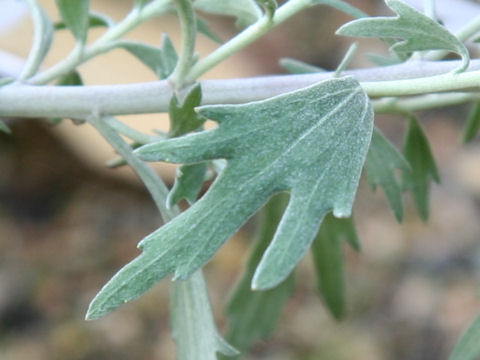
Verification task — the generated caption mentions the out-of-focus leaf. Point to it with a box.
[312,0,367,19]
[85,77,373,319]
[224,194,294,356]
[311,213,359,319]
[365,128,410,222]
[20,0,54,81]
[171,271,239,360]
[116,36,178,79]
[168,163,208,207]
[56,70,83,86]
[367,52,404,66]
[168,84,206,138]
[449,313,480,360]
[402,117,440,221]
[197,17,223,43]
[462,102,480,143]
[256,0,277,19]
[194,0,262,27]
[336,0,469,72]
[54,12,115,31]
[0,78,15,87]
[0,121,12,134]
[279,58,325,74]
[55,0,90,44]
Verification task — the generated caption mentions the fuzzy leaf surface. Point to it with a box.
[224,194,294,355]
[365,128,410,222]
[311,213,359,319]
[168,84,206,137]
[171,271,238,360]
[194,0,262,27]
[402,117,440,221]
[86,77,373,319]
[336,0,469,72]
[168,163,207,207]
[55,0,90,43]
[449,313,480,360]
[116,36,178,79]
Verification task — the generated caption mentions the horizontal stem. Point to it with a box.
[1,59,480,118]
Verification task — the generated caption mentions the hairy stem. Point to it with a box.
[2,59,480,119]
[169,0,197,88]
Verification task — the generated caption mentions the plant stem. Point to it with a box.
[185,0,311,82]
[104,116,162,144]
[29,0,172,84]
[2,59,480,119]
[169,0,197,88]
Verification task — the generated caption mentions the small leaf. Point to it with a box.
[449,313,480,360]
[168,84,206,138]
[311,213,359,319]
[171,271,238,360]
[256,0,277,19]
[86,77,373,319]
[56,70,83,86]
[0,121,12,135]
[336,0,470,72]
[116,37,178,79]
[224,194,294,354]
[365,128,410,222]
[55,0,90,44]
[197,17,223,43]
[402,117,440,221]
[312,0,367,19]
[194,0,262,27]
[20,1,54,81]
[462,102,480,143]
[54,12,115,31]
[279,58,326,74]
[167,163,208,207]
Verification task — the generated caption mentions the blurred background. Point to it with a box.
[0,0,480,359]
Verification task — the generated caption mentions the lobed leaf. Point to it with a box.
[224,194,294,355]
[365,128,410,222]
[86,77,373,319]
[167,163,208,207]
[168,84,206,138]
[449,313,480,360]
[171,271,238,360]
[462,102,480,143]
[402,117,440,221]
[336,0,470,72]
[55,0,90,44]
[311,213,359,320]
[194,0,262,28]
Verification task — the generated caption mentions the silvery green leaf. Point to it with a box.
[115,36,178,79]
[365,128,410,222]
[168,163,208,207]
[168,84,206,137]
[197,17,223,43]
[194,0,262,28]
[462,102,480,143]
[311,213,359,320]
[0,121,12,135]
[312,0,367,19]
[171,271,238,360]
[402,117,440,221]
[336,0,470,72]
[54,12,115,31]
[279,58,326,74]
[20,1,54,81]
[55,0,90,44]
[449,313,480,360]
[86,77,373,319]
[224,194,294,354]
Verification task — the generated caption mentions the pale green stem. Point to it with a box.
[30,0,172,84]
[185,0,312,82]
[169,0,197,88]
[104,116,162,144]
[424,0,437,21]
[334,42,359,77]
